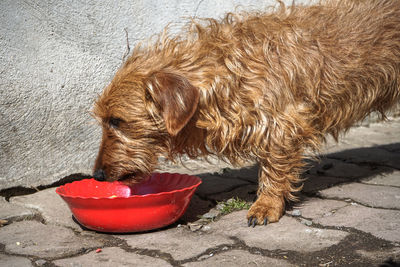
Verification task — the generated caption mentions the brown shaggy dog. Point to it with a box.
[93,0,400,226]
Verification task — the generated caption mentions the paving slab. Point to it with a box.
[10,188,80,231]
[303,203,400,242]
[219,165,259,183]
[207,184,257,203]
[302,174,348,193]
[380,143,400,153]
[307,158,376,179]
[363,170,400,187]
[319,183,400,209]
[0,221,103,259]
[329,147,400,169]
[209,210,348,252]
[196,174,249,197]
[0,254,32,267]
[296,198,349,219]
[118,226,234,261]
[54,247,172,267]
[0,197,36,222]
[180,194,213,223]
[182,249,295,267]
[322,117,400,154]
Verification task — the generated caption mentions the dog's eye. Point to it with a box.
[109,117,123,129]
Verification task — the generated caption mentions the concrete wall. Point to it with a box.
[0,0,306,190]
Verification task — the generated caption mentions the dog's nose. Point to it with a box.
[93,169,106,181]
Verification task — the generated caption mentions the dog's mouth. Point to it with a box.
[93,166,153,185]
[118,172,150,185]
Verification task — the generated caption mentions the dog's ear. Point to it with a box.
[148,71,199,136]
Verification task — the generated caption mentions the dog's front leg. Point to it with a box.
[247,152,303,226]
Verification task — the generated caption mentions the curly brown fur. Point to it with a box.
[93,0,400,225]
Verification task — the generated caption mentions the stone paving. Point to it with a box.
[1,117,400,266]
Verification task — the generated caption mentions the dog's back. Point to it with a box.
[190,0,400,159]
[291,0,400,137]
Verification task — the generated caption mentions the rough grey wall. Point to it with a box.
[0,0,305,190]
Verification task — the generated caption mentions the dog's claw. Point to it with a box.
[248,216,255,227]
[247,216,260,227]
[248,216,269,227]
[247,217,253,227]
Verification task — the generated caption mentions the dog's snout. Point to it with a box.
[93,169,106,181]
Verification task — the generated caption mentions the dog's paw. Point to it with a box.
[247,194,284,227]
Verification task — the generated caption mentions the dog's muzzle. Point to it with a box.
[93,169,106,181]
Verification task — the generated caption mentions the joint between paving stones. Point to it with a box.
[116,236,172,259]
[230,227,397,267]
[5,212,46,226]
[313,193,400,211]
[326,155,400,172]
[359,181,400,189]
[175,242,237,266]
[84,234,179,266]
[0,245,57,267]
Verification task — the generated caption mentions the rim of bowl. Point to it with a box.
[55,172,202,200]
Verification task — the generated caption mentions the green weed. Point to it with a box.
[218,197,252,214]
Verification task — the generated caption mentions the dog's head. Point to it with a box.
[92,68,199,184]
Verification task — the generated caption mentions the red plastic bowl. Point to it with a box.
[56,173,201,233]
